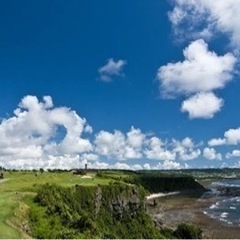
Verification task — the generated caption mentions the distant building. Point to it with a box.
[85,163,88,172]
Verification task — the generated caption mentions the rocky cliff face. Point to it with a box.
[31,183,161,238]
[94,184,145,220]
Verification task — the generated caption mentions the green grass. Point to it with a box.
[0,171,112,238]
[0,192,21,238]
[99,170,135,178]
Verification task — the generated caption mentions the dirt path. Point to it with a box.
[0,179,9,184]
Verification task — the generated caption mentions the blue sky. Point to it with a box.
[1,0,240,170]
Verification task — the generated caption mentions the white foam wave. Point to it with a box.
[210,204,217,209]
[221,212,228,218]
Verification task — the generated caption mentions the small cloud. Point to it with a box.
[203,147,222,160]
[144,137,176,161]
[208,138,226,147]
[114,162,131,170]
[209,127,240,146]
[181,92,223,119]
[155,160,181,170]
[143,163,151,170]
[98,58,127,82]
[172,137,201,160]
[226,150,240,159]
[224,128,240,145]
[94,127,145,160]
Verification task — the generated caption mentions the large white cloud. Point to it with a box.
[158,39,236,97]
[169,0,240,51]
[98,58,127,82]
[181,92,223,119]
[156,0,240,120]
[157,39,235,119]
[0,96,204,170]
[0,96,92,169]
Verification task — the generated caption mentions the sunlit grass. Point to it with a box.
[0,171,112,238]
[0,192,21,238]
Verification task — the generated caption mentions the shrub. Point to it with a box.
[174,223,202,239]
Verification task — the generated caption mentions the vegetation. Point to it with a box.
[0,170,111,238]
[173,223,202,239]
[0,192,21,238]
[28,183,162,239]
[0,169,206,239]
[127,172,206,193]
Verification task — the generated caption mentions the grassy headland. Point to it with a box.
[0,169,207,238]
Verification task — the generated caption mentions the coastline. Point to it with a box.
[146,191,179,200]
[147,191,240,239]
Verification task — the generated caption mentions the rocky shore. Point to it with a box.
[146,192,240,239]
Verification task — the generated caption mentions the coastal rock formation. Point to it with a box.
[217,186,240,197]
[30,183,160,239]
[94,184,143,220]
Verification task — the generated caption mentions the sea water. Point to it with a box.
[204,179,240,226]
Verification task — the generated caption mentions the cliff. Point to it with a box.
[132,174,206,193]
[29,182,162,239]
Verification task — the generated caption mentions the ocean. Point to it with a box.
[204,179,240,226]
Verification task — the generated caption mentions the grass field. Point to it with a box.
[0,171,113,238]
[0,192,21,238]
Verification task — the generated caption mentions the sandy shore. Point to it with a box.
[146,191,179,200]
[147,193,240,239]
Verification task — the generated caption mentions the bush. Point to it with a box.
[174,223,202,239]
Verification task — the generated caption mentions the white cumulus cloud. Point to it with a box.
[226,150,240,159]
[157,39,235,119]
[169,0,240,51]
[181,92,223,119]
[209,127,240,146]
[144,137,176,161]
[94,127,145,160]
[0,96,208,170]
[208,138,226,147]
[98,58,127,82]
[203,147,222,160]
[158,39,236,97]
[172,137,201,160]
[0,95,92,169]
[224,128,240,145]
[154,161,182,170]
